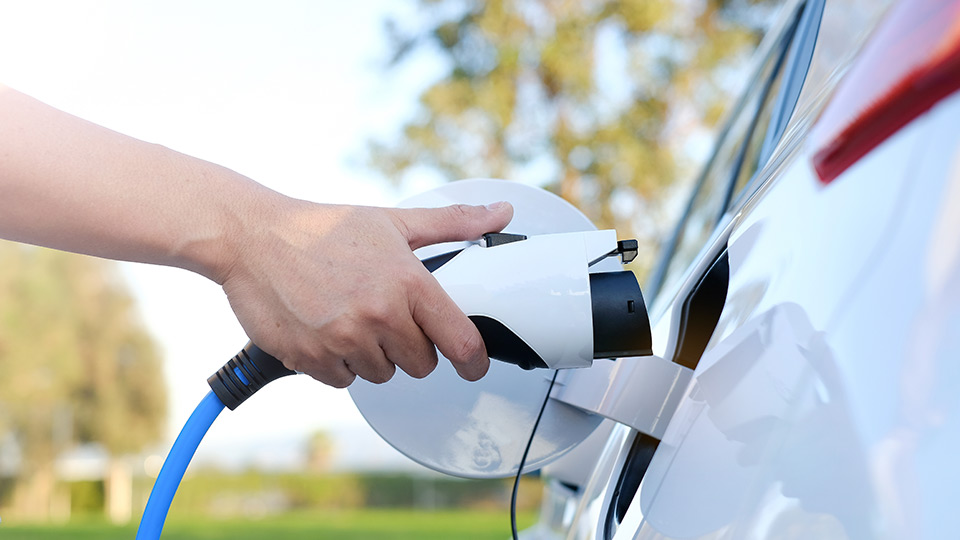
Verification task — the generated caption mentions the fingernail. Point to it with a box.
[484,201,507,211]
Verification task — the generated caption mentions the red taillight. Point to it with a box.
[812,0,960,184]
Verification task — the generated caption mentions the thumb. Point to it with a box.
[392,202,514,250]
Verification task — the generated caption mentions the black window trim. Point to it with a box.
[646,0,821,302]
[757,0,827,167]
[724,0,827,214]
[718,24,797,214]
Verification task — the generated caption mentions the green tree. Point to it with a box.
[0,243,166,520]
[370,0,776,276]
[305,430,336,473]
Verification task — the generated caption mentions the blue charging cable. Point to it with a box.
[136,343,295,539]
[135,391,223,540]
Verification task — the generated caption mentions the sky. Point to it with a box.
[0,0,449,471]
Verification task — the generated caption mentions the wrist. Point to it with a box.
[170,161,287,286]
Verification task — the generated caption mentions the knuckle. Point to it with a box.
[372,363,397,384]
[402,266,427,288]
[389,211,413,242]
[282,342,318,373]
[450,329,484,365]
[323,336,350,358]
[402,273,430,307]
[406,355,438,379]
[364,298,394,325]
[328,317,361,348]
[448,204,472,218]
[285,341,359,389]
[283,357,305,374]
[303,361,356,389]
[328,373,356,389]
[445,205,474,233]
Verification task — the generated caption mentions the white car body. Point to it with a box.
[528,0,960,538]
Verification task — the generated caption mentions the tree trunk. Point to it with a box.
[105,458,132,524]
[50,482,71,523]
[11,465,55,521]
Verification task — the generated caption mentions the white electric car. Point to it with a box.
[525,0,960,537]
[349,0,960,537]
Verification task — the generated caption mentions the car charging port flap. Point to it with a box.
[605,432,661,538]
[673,250,730,370]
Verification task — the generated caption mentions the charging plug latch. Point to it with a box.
[482,232,528,247]
[617,239,639,264]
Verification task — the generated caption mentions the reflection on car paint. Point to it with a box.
[633,303,871,539]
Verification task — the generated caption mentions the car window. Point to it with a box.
[731,0,826,210]
[730,63,788,200]
[651,21,796,300]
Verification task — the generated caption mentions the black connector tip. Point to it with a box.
[208,342,296,410]
[590,271,653,359]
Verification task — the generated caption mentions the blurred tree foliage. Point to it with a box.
[305,430,336,473]
[370,0,777,275]
[0,242,165,516]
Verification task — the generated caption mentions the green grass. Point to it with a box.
[1,509,537,539]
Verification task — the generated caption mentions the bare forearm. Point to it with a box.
[0,84,272,282]
[0,84,512,386]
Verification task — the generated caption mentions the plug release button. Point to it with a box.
[482,232,528,247]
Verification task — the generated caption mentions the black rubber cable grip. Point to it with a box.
[208,343,295,410]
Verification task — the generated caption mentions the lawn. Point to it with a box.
[1,509,536,539]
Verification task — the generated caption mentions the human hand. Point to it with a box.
[217,196,513,388]
[0,87,513,388]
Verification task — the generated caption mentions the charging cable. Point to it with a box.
[510,370,559,540]
[136,343,294,540]
[137,342,556,540]
[135,391,223,540]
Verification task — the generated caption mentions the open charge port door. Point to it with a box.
[672,251,730,371]
[550,248,730,436]
[549,249,731,537]
[612,249,731,537]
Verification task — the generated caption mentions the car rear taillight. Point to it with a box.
[812,0,960,184]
